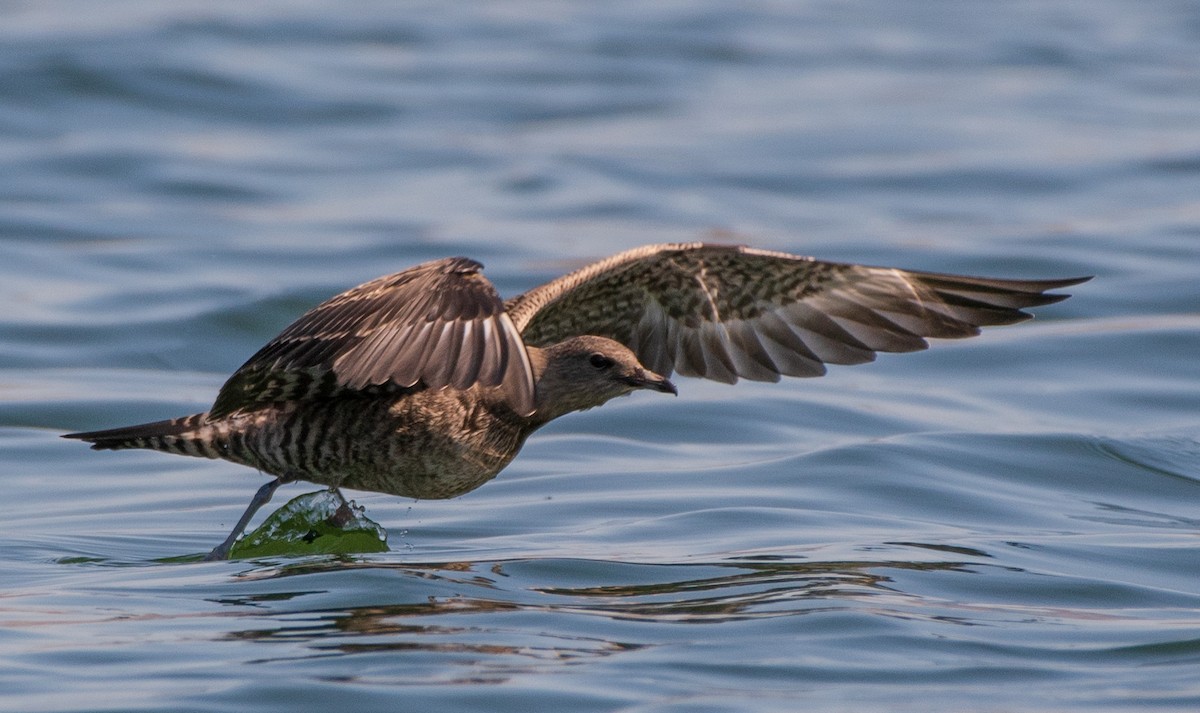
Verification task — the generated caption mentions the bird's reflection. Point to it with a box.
[217,552,987,666]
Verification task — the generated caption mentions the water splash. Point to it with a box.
[230,489,388,559]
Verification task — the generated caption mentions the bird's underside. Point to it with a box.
[63,242,1088,559]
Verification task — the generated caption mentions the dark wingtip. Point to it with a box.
[1024,275,1093,306]
[1036,275,1092,298]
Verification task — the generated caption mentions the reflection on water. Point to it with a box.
[210,555,980,685]
[4,0,1200,710]
[224,555,981,631]
[189,540,1200,695]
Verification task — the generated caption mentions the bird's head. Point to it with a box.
[528,335,676,423]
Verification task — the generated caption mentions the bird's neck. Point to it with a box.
[523,346,562,425]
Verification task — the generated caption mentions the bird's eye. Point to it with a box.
[589,353,614,369]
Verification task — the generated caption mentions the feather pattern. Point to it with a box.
[507,243,1087,384]
[209,257,535,418]
[203,243,1084,418]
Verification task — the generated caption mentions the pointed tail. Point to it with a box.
[63,413,225,459]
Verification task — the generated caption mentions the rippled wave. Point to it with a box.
[4,2,1200,711]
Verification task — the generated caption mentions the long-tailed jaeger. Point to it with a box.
[64,243,1088,559]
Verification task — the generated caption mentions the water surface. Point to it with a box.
[3,2,1200,711]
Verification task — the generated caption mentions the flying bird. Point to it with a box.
[64,243,1088,559]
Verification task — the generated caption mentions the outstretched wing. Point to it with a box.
[506,242,1087,384]
[209,257,535,419]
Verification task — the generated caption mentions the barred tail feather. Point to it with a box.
[63,413,225,459]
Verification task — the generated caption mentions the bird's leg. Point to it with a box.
[202,475,293,561]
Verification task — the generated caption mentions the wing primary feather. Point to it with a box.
[726,320,782,382]
[779,305,876,364]
[476,316,507,387]
[697,322,739,384]
[754,312,828,377]
[497,312,536,416]
[422,321,462,387]
[451,319,485,389]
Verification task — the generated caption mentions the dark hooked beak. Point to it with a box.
[626,368,677,396]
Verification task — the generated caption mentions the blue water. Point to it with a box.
[3,2,1200,711]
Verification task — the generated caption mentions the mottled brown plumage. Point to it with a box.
[64,242,1088,559]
